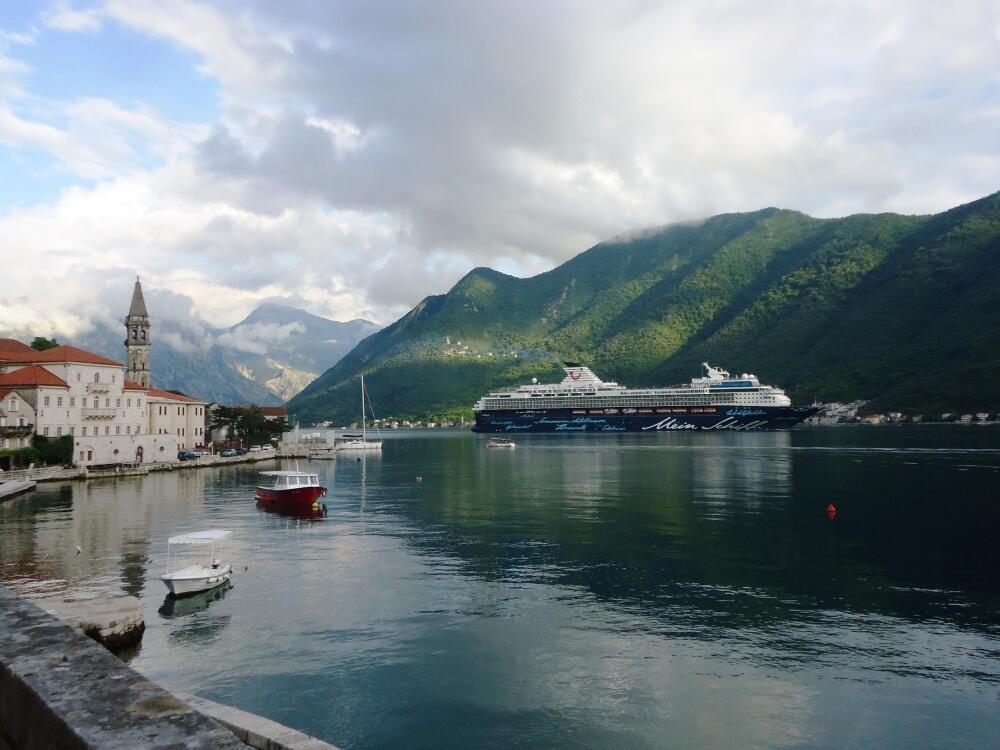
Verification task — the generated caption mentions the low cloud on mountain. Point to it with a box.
[216,321,306,356]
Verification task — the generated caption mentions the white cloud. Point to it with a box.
[216,321,305,355]
[43,2,103,33]
[0,0,998,340]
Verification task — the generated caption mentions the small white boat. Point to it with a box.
[336,374,383,451]
[486,437,516,448]
[160,529,233,597]
[334,434,383,451]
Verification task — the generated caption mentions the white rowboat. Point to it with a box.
[160,529,233,597]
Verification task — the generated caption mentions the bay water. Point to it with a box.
[1,427,998,749]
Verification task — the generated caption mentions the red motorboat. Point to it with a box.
[255,471,326,509]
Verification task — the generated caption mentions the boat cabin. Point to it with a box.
[258,471,321,489]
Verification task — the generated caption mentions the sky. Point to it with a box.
[0,0,998,341]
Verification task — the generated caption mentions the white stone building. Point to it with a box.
[0,280,208,467]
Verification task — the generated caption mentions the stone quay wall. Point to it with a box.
[0,585,242,750]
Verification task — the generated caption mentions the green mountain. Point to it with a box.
[289,192,1000,423]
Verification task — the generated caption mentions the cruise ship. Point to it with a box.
[472,363,819,432]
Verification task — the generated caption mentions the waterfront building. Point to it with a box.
[205,404,288,445]
[0,279,207,467]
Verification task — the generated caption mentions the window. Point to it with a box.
[82,397,87,407]
[76,373,81,382]
[82,426,87,436]
[80,450,84,460]
[126,425,131,434]
[105,426,109,435]
[87,450,92,461]
[116,426,120,435]
[137,399,141,408]
[57,397,63,407]
[105,398,110,408]
[44,396,50,406]
[70,426,75,436]
[94,372,99,383]
[112,374,116,383]
[127,399,131,408]
[7,399,15,411]
[56,426,62,436]
[70,397,75,407]
[116,399,121,408]
[43,427,50,436]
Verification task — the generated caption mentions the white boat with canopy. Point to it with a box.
[160,529,233,597]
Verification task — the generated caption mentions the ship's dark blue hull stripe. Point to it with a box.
[473,406,818,433]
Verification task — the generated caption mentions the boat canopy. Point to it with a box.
[259,471,319,477]
[168,529,232,545]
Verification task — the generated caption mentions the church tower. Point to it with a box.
[124,277,151,387]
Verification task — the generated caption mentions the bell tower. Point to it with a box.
[124,276,151,387]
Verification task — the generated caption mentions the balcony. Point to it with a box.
[0,424,33,438]
[81,408,117,420]
[86,383,111,394]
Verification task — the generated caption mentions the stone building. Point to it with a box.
[0,279,208,466]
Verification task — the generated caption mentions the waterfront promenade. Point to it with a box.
[0,447,310,491]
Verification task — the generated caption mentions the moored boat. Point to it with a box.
[486,437,516,448]
[160,530,233,597]
[336,374,383,451]
[255,471,326,508]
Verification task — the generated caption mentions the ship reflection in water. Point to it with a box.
[1,429,999,750]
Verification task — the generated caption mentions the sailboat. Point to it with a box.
[334,375,383,451]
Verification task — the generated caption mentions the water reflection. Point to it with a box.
[0,430,997,750]
[159,581,233,619]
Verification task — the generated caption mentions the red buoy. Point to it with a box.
[827,503,837,518]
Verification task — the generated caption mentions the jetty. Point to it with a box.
[0,586,339,749]
[0,479,35,503]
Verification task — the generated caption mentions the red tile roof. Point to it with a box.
[123,380,146,390]
[0,338,37,361]
[147,387,201,403]
[3,344,123,367]
[0,364,69,388]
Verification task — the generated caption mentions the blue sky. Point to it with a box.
[0,1,997,342]
[1,2,217,204]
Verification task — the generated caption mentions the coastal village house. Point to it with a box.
[0,279,207,467]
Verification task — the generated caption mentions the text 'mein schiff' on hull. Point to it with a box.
[472,363,819,433]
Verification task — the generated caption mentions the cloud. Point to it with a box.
[1,0,998,340]
[43,2,103,33]
[216,321,305,355]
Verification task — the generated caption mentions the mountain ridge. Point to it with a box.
[41,304,380,405]
[288,191,1000,423]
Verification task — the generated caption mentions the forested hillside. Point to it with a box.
[289,192,1000,423]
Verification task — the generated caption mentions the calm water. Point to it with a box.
[1,428,999,749]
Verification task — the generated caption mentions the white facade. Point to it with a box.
[0,351,207,467]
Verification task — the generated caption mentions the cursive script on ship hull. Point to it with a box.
[472,406,818,433]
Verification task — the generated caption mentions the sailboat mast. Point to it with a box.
[361,375,366,442]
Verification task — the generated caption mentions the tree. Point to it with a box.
[209,406,242,445]
[30,336,58,351]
